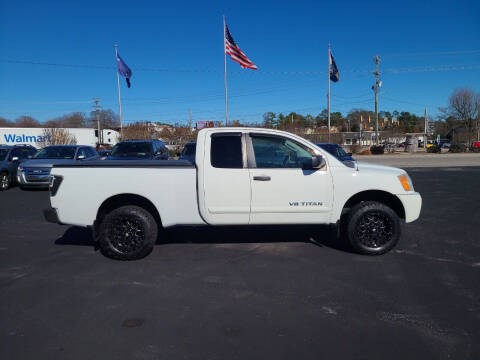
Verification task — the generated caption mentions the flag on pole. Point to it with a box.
[116,54,132,88]
[224,22,258,70]
[329,50,339,82]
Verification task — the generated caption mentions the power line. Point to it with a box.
[2,58,480,76]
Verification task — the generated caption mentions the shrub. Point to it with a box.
[427,145,441,153]
[449,144,467,153]
[370,145,384,155]
[470,146,480,153]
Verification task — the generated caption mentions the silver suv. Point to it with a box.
[18,145,98,189]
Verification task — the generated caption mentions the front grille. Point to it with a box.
[24,167,51,176]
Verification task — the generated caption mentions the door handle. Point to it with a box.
[253,175,271,181]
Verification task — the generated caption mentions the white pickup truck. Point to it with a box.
[44,127,422,260]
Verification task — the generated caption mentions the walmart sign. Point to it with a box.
[3,133,51,144]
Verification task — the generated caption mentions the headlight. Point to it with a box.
[398,173,414,192]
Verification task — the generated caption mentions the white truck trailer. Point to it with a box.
[0,128,119,148]
[45,127,422,260]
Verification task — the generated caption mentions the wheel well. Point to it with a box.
[343,190,405,220]
[97,194,162,226]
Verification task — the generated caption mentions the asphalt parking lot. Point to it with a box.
[1,167,479,360]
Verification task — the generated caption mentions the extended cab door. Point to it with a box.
[247,133,333,224]
[199,131,251,225]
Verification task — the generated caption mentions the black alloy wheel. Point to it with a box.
[347,201,401,255]
[99,205,158,260]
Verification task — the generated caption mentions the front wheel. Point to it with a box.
[0,173,10,191]
[98,205,158,260]
[346,201,401,255]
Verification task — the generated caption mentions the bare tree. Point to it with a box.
[122,123,158,140]
[0,116,14,127]
[448,88,480,145]
[15,116,41,127]
[41,128,77,146]
[48,112,88,128]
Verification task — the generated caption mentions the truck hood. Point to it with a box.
[20,159,76,168]
[355,161,405,175]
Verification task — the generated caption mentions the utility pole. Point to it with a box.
[92,98,102,147]
[424,107,428,145]
[188,109,192,131]
[373,56,381,145]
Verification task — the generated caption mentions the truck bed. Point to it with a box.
[50,160,204,227]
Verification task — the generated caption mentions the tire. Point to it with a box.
[98,205,158,260]
[346,201,401,255]
[0,172,10,191]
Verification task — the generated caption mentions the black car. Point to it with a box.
[316,143,355,162]
[179,142,196,163]
[0,145,38,190]
[107,140,169,160]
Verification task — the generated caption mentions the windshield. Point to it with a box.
[111,142,153,158]
[0,149,8,161]
[182,143,196,156]
[34,147,76,159]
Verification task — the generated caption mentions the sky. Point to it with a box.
[0,0,479,126]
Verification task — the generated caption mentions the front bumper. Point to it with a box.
[397,192,422,223]
[44,207,62,224]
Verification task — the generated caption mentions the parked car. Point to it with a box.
[107,140,168,160]
[46,127,422,260]
[315,143,355,162]
[0,145,37,190]
[471,141,480,149]
[179,142,196,163]
[18,145,98,189]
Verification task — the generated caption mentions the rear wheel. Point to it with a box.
[0,173,10,191]
[347,201,401,255]
[98,205,158,260]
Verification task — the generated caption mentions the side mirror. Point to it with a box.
[347,152,353,156]
[11,156,19,162]
[302,155,325,170]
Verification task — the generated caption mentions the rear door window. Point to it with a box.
[210,134,243,168]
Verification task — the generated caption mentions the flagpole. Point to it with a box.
[114,44,123,138]
[327,44,331,142]
[223,15,229,127]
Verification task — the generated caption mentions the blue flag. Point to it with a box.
[329,51,339,82]
[116,54,132,88]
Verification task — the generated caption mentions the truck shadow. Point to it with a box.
[55,225,353,253]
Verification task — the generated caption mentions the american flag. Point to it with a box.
[224,23,258,70]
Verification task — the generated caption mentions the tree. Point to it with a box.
[15,116,40,127]
[41,128,77,145]
[0,117,13,127]
[262,112,276,128]
[123,123,158,140]
[88,109,120,129]
[447,88,480,144]
[55,112,87,128]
